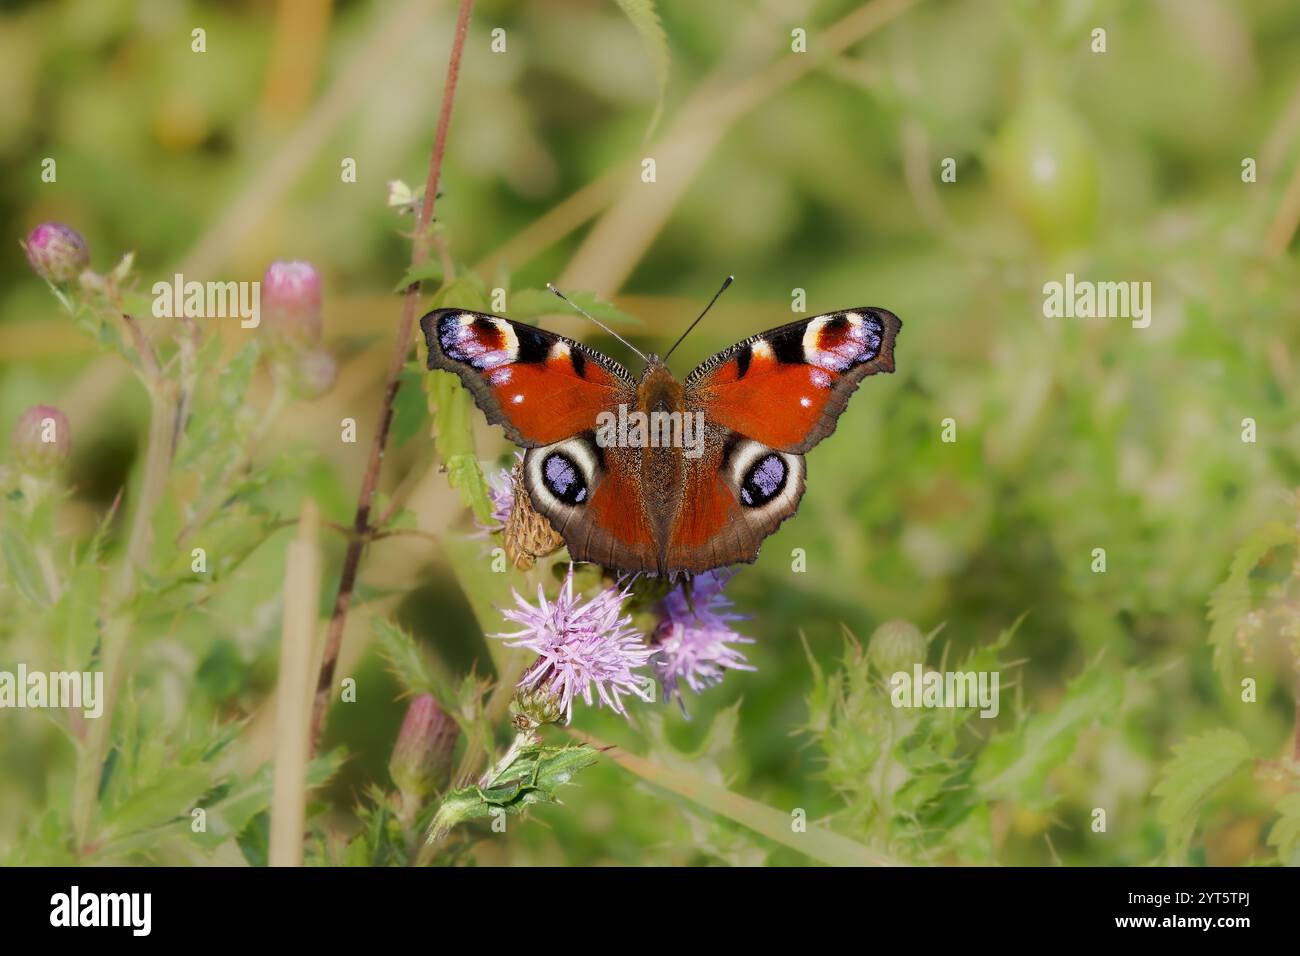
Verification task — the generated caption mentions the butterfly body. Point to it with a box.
[422,304,900,576]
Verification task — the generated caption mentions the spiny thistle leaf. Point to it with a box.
[428,744,600,842]
[372,617,446,700]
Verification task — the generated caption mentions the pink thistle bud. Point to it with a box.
[22,223,89,283]
[11,405,71,475]
[388,694,458,811]
[261,260,322,350]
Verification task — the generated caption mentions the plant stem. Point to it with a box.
[177,369,290,547]
[269,500,322,868]
[309,0,476,753]
[73,379,178,852]
[478,728,536,789]
[1266,153,1300,255]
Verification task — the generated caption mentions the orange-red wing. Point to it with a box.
[685,308,900,454]
[422,308,632,446]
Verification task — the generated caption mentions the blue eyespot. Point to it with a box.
[543,452,588,505]
[740,454,786,507]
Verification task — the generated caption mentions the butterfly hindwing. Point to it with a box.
[684,307,901,454]
[421,307,633,447]
[521,437,658,571]
[663,432,807,574]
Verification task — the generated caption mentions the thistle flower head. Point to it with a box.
[262,259,322,349]
[388,694,458,808]
[497,565,655,723]
[22,223,89,283]
[10,405,72,476]
[867,619,927,676]
[477,454,521,534]
[652,570,755,703]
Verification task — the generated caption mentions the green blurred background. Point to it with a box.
[3,0,1300,865]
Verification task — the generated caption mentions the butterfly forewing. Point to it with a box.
[685,307,900,454]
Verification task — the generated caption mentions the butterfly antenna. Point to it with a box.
[663,275,734,361]
[546,283,647,362]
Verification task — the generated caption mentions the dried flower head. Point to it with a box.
[501,457,564,569]
[22,223,89,283]
[497,565,655,723]
[652,570,754,703]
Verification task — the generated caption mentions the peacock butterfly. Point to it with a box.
[420,286,900,576]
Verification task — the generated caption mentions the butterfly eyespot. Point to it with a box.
[739,453,787,507]
[541,451,589,505]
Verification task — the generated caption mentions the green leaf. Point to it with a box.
[390,366,427,451]
[191,748,347,852]
[429,743,600,842]
[446,454,493,524]
[50,563,102,671]
[435,272,491,313]
[1267,792,1300,865]
[974,657,1121,810]
[613,0,670,136]
[508,288,640,326]
[101,765,217,838]
[573,730,899,866]
[424,367,493,523]
[393,258,444,292]
[372,617,448,700]
[2,527,50,608]
[1207,522,1295,684]
[1153,729,1253,864]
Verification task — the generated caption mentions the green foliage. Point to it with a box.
[1267,792,1300,866]
[975,657,1123,812]
[612,0,671,135]
[431,742,600,842]
[801,619,1130,862]
[1153,730,1254,865]
[1207,520,1297,683]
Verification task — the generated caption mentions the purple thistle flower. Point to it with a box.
[496,565,655,723]
[652,570,755,703]
[476,453,521,534]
